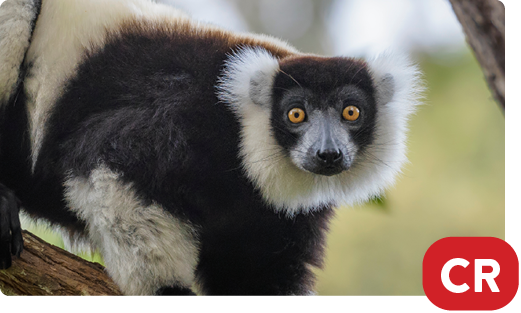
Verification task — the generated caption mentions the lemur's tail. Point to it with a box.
[0,0,41,107]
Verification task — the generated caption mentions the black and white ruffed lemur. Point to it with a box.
[0,0,422,295]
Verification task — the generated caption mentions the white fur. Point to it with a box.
[218,48,423,216]
[218,47,281,112]
[64,166,199,295]
[0,0,38,104]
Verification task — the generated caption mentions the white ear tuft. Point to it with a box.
[217,47,280,111]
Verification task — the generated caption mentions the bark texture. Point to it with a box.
[0,230,121,295]
[449,0,505,110]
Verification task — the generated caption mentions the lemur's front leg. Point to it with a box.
[63,166,199,295]
[0,183,23,269]
[195,208,332,295]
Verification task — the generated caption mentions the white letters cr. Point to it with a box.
[441,258,500,293]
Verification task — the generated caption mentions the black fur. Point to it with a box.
[156,286,196,296]
[0,183,23,269]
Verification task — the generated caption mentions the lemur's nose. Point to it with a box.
[317,149,343,165]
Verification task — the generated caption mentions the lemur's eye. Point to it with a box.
[343,106,360,121]
[288,108,306,124]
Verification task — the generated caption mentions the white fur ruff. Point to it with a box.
[218,48,423,216]
[64,166,199,295]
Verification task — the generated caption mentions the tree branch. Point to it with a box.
[0,230,121,295]
[449,0,505,110]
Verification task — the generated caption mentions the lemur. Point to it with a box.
[0,0,421,295]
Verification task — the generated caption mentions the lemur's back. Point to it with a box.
[1,0,296,231]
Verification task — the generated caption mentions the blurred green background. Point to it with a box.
[22,0,505,295]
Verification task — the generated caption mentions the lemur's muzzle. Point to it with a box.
[309,116,351,176]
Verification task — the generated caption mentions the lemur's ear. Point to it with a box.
[249,70,274,106]
[217,47,279,110]
[367,52,424,109]
[375,73,395,105]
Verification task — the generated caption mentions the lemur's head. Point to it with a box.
[218,47,422,216]
[269,56,383,177]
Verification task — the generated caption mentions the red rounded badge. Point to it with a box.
[423,237,519,311]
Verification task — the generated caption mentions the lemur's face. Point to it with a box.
[220,47,418,212]
[270,57,377,176]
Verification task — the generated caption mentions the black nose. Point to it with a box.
[316,149,343,165]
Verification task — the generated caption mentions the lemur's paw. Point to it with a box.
[0,184,23,269]
[156,286,196,296]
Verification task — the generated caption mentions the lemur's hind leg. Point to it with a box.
[63,165,200,295]
[156,286,196,295]
[0,183,23,269]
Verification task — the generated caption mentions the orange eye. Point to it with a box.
[343,106,360,121]
[288,108,306,124]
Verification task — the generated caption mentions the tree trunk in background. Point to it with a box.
[0,231,121,295]
[449,0,505,110]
